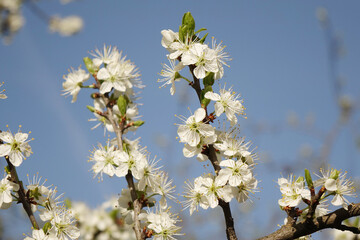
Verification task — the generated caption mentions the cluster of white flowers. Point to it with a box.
[0,0,24,43]
[140,208,182,240]
[278,168,356,227]
[159,27,231,95]
[22,175,80,240]
[62,45,182,239]
[160,13,258,216]
[71,197,136,240]
[0,0,83,44]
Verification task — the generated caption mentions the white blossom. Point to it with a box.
[181,43,218,79]
[216,159,253,187]
[0,130,32,167]
[158,59,184,95]
[90,143,122,179]
[205,87,245,126]
[177,108,216,147]
[90,45,121,67]
[182,178,208,215]
[49,15,83,36]
[278,175,310,208]
[0,175,19,209]
[212,38,231,80]
[143,208,182,240]
[62,66,90,103]
[49,208,80,240]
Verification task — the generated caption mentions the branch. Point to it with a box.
[105,100,145,240]
[0,131,39,229]
[187,64,238,240]
[258,203,360,240]
[4,157,39,229]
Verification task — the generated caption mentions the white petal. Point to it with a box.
[0,145,11,157]
[99,81,113,94]
[194,108,206,122]
[14,133,28,142]
[97,68,110,80]
[325,179,337,191]
[9,151,23,167]
[0,132,13,143]
[204,92,221,101]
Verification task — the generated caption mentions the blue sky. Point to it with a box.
[1,1,360,239]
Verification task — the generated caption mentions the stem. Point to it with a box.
[4,157,39,230]
[105,98,145,240]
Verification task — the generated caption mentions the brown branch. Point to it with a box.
[257,203,360,240]
[5,157,39,229]
[207,144,237,240]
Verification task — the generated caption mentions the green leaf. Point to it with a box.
[86,105,96,113]
[203,72,215,86]
[83,57,96,75]
[133,120,145,127]
[43,222,52,234]
[117,95,129,116]
[195,28,207,35]
[304,169,313,188]
[199,33,209,44]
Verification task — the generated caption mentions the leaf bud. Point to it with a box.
[83,57,97,75]
[86,105,96,113]
[117,95,129,116]
[133,120,145,127]
[304,169,313,188]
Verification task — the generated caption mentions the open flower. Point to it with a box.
[0,175,19,209]
[158,59,184,95]
[0,130,32,166]
[177,108,216,147]
[181,43,218,79]
[205,87,245,126]
[278,175,310,208]
[62,67,90,103]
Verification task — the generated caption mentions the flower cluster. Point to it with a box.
[63,45,182,239]
[0,1,83,44]
[0,0,24,43]
[160,13,258,215]
[71,197,136,240]
[278,168,356,226]
[22,175,80,240]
